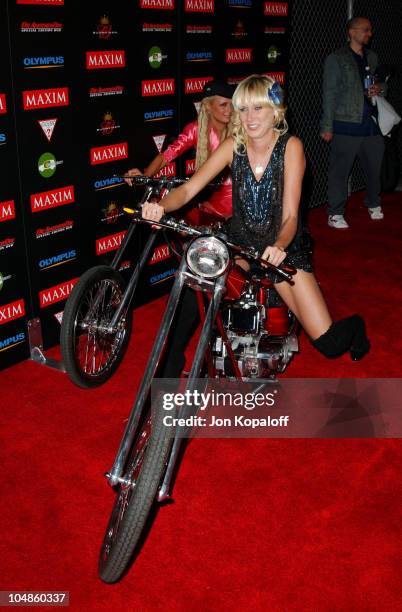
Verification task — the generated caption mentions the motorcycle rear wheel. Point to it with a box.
[60,265,132,388]
[98,406,172,583]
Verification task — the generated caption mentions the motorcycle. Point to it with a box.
[95,184,298,583]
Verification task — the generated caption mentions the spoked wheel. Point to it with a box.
[99,405,172,583]
[60,265,132,388]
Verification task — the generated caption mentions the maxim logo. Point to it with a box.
[142,79,175,97]
[30,186,75,212]
[184,76,213,94]
[21,21,63,33]
[265,71,286,85]
[90,142,128,165]
[0,332,26,352]
[23,87,68,110]
[0,94,7,114]
[140,0,174,8]
[150,244,171,265]
[96,231,127,255]
[39,279,78,308]
[155,162,176,177]
[264,2,288,16]
[186,159,195,175]
[86,51,125,70]
[0,200,16,222]
[226,48,252,63]
[185,0,214,11]
[0,299,25,325]
[36,220,73,239]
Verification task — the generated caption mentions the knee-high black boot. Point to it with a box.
[311,314,370,361]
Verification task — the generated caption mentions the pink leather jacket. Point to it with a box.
[162,120,232,218]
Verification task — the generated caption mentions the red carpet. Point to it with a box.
[1,192,402,610]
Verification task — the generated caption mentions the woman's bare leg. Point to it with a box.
[274,270,332,340]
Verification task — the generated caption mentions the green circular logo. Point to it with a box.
[38,152,56,178]
[149,46,163,69]
[267,46,279,63]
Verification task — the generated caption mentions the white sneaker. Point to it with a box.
[368,206,384,220]
[328,214,349,229]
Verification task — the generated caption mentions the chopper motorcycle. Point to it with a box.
[92,179,298,583]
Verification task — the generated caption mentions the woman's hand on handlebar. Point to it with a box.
[124,167,144,186]
[142,201,165,222]
[261,245,287,267]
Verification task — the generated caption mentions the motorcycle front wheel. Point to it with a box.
[99,406,172,583]
[60,265,132,388]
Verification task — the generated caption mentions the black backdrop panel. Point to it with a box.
[1,0,292,370]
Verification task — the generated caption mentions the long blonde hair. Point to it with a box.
[232,74,288,154]
[195,96,234,170]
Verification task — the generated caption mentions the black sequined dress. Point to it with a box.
[226,132,313,282]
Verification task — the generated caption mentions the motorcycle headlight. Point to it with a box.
[186,236,229,279]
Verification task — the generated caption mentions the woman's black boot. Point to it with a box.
[312,315,370,361]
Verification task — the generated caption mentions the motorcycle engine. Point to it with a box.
[213,287,298,379]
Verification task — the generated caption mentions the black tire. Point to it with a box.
[60,265,132,388]
[98,405,172,583]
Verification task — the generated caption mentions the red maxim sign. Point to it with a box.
[185,0,214,11]
[0,200,16,222]
[140,0,174,8]
[264,2,288,16]
[142,79,175,96]
[226,48,252,63]
[149,244,171,265]
[96,231,127,255]
[265,71,286,84]
[0,299,25,325]
[184,76,213,94]
[86,50,126,69]
[0,94,6,114]
[155,162,176,177]
[23,87,69,110]
[186,159,195,175]
[39,279,78,308]
[90,142,128,165]
[30,186,75,212]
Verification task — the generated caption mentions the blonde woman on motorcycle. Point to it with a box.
[143,74,370,363]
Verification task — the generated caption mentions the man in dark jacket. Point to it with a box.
[320,16,385,229]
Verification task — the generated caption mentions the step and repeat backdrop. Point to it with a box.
[0,0,292,371]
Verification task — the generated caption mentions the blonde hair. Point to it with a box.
[195,96,234,170]
[232,74,288,154]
